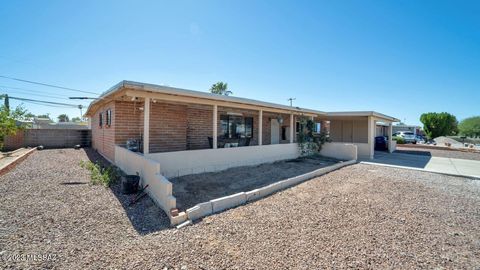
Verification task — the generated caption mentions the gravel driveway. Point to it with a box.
[1,149,479,269]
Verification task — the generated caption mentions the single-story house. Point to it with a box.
[85,80,399,224]
[85,80,399,163]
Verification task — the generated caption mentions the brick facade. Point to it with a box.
[186,104,213,150]
[90,100,306,161]
[91,101,116,161]
[149,102,187,153]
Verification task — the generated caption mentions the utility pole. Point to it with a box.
[78,105,83,121]
[0,93,9,111]
[287,97,296,107]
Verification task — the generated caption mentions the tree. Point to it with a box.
[420,112,458,139]
[209,82,232,96]
[37,114,51,119]
[24,112,35,120]
[458,116,480,138]
[71,117,81,122]
[0,105,27,149]
[57,114,69,122]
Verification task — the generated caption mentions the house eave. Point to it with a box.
[326,111,400,122]
[85,80,327,117]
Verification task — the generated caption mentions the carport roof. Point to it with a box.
[326,111,400,122]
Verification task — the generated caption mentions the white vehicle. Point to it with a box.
[394,131,416,143]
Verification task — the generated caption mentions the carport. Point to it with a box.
[321,111,400,159]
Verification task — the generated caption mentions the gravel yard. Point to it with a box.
[396,145,480,161]
[1,149,480,269]
[171,155,339,210]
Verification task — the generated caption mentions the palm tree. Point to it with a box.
[57,114,69,122]
[209,82,232,96]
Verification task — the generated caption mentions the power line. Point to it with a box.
[0,75,100,95]
[16,99,79,108]
[0,84,73,98]
[8,96,79,108]
[1,89,75,101]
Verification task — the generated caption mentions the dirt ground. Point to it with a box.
[1,149,479,269]
[170,155,339,210]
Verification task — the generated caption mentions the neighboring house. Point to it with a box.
[84,80,399,225]
[31,117,89,130]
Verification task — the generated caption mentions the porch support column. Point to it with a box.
[367,116,374,159]
[258,110,263,146]
[213,104,218,149]
[143,97,150,154]
[388,122,393,153]
[290,113,294,143]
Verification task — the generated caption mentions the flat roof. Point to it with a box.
[85,80,326,116]
[326,111,400,122]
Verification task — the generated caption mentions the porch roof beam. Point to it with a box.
[124,90,320,117]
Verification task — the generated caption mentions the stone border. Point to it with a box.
[0,148,37,177]
[182,160,357,225]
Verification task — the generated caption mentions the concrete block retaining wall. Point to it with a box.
[115,143,360,226]
[146,143,300,178]
[114,146,182,225]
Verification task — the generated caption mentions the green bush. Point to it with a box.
[79,160,119,187]
[296,118,331,157]
[393,136,406,144]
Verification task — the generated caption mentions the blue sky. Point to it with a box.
[0,1,478,125]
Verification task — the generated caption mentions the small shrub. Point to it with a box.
[393,136,406,144]
[79,160,119,187]
[296,117,331,157]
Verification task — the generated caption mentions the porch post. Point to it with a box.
[290,113,294,143]
[213,104,218,149]
[367,116,374,159]
[388,122,393,153]
[143,97,150,154]
[258,110,263,146]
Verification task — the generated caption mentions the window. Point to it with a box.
[99,112,103,127]
[106,109,112,127]
[296,121,305,133]
[220,115,253,138]
[314,122,321,133]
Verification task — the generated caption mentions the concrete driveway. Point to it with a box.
[361,151,480,178]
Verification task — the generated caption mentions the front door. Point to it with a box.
[271,119,280,144]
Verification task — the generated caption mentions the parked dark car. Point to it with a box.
[375,136,388,151]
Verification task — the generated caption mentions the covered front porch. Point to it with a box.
[114,86,327,156]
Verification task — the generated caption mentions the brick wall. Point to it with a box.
[186,104,213,150]
[4,129,91,151]
[91,101,116,161]
[3,131,24,151]
[114,101,144,146]
[149,102,187,153]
